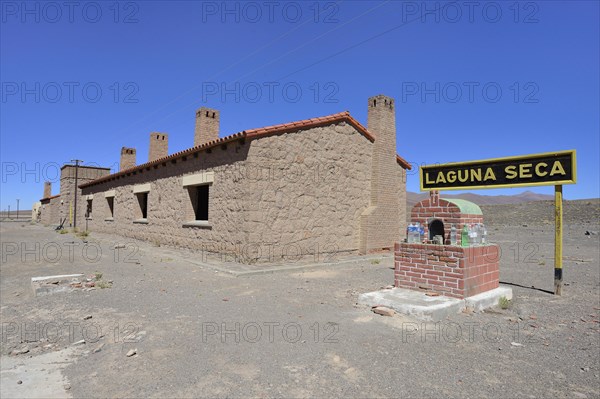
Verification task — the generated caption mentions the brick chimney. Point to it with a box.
[120,147,136,171]
[430,190,440,206]
[43,181,52,199]
[360,94,404,253]
[194,107,220,147]
[148,133,168,162]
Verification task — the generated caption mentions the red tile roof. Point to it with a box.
[80,111,411,189]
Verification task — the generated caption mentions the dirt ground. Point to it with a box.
[1,200,598,398]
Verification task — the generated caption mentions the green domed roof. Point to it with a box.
[441,198,482,215]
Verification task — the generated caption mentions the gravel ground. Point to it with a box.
[1,201,598,398]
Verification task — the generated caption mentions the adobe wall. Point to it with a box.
[40,197,60,226]
[81,122,375,263]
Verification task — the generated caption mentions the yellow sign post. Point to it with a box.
[419,150,576,295]
[554,185,563,295]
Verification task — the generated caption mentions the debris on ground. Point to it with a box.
[372,306,395,317]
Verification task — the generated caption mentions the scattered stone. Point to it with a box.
[372,306,395,317]
[64,384,71,390]
[114,244,126,249]
[529,314,537,320]
[84,282,95,288]
[17,380,22,385]
[510,342,523,347]
[581,367,590,372]
[93,344,104,353]
[11,347,29,355]
[425,292,440,297]
[126,348,137,357]
[584,230,598,235]
[72,339,85,346]
[83,315,92,320]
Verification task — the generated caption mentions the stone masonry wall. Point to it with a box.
[395,242,500,299]
[242,122,373,262]
[82,122,377,263]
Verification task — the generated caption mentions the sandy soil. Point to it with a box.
[1,201,598,398]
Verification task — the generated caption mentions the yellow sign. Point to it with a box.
[420,150,576,191]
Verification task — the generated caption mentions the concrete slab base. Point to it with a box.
[358,286,513,321]
[31,274,85,297]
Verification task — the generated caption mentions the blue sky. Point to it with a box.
[1,0,598,211]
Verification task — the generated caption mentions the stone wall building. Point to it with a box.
[78,94,411,263]
[39,165,111,226]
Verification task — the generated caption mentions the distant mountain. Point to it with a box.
[406,190,555,206]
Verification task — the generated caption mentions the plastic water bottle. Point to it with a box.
[450,224,457,245]
[468,224,477,246]
[407,223,415,243]
[481,224,488,244]
[417,222,424,243]
[461,225,469,247]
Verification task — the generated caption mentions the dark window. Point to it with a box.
[137,192,148,219]
[86,199,92,218]
[428,219,445,240]
[195,185,209,221]
[107,197,114,218]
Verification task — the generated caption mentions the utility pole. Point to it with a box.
[8,205,10,219]
[16,199,20,219]
[71,160,83,229]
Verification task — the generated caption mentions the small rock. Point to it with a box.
[72,339,85,346]
[114,244,126,249]
[84,282,95,288]
[17,380,22,385]
[581,367,590,372]
[372,306,395,317]
[93,344,104,353]
[510,342,523,347]
[126,348,137,357]
[64,384,71,390]
[11,347,29,355]
[83,315,92,320]
[529,315,537,320]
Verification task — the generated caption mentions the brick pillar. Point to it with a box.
[120,147,136,171]
[43,182,52,199]
[359,94,404,253]
[194,107,220,147]
[148,133,168,162]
